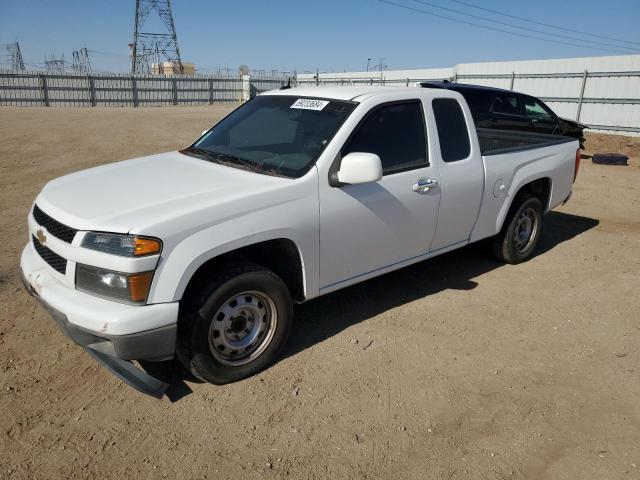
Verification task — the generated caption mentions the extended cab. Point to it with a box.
[20,86,580,396]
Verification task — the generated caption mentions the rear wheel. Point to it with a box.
[492,194,543,264]
[177,263,293,384]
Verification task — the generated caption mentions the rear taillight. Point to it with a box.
[574,148,581,183]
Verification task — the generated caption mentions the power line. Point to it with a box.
[23,62,46,70]
[410,0,639,52]
[88,49,130,58]
[449,0,640,47]
[377,0,637,54]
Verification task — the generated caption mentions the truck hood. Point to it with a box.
[36,151,293,234]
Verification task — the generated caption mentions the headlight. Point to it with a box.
[82,232,162,257]
[76,264,154,305]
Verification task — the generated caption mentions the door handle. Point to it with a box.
[412,177,438,194]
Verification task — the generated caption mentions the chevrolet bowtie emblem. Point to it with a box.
[36,229,47,245]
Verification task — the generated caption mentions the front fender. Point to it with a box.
[147,202,319,304]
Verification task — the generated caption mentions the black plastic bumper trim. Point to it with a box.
[84,348,169,399]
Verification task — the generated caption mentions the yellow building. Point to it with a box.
[151,61,195,75]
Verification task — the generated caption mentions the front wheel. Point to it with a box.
[492,194,543,264]
[177,263,293,384]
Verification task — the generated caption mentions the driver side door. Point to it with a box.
[318,100,440,292]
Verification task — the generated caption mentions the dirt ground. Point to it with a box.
[0,105,639,480]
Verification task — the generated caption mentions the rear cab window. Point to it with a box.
[432,98,471,162]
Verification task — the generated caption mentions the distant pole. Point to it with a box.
[366,58,371,72]
[576,70,588,122]
[131,0,140,73]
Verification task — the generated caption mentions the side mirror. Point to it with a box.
[337,152,383,185]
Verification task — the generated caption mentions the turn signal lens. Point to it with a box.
[127,271,154,303]
[133,237,162,256]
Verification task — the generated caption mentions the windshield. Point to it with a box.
[184,95,357,178]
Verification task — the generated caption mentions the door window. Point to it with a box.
[459,91,492,114]
[342,102,427,174]
[523,97,555,121]
[432,98,471,162]
[490,95,521,116]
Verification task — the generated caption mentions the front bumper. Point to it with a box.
[20,269,172,398]
[20,242,179,360]
[20,241,180,398]
[20,268,176,360]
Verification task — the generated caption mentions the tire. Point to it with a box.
[177,263,293,384]
[492,194,543,264]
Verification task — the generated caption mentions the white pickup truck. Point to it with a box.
[20,86,580,397]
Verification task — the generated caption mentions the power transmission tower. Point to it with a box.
[45,54,66,73]
[72,48,92,74]
[375,57,387,72]
[131,0,183,74]
[5,42,25,70]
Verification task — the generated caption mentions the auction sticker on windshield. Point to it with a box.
[291,98,329,111]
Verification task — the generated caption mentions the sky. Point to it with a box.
[1,0,639,74]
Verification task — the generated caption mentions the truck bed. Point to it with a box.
[477,128,576,156]
[470,127,578,244]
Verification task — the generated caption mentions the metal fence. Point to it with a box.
[250,75,295,95]
[296,76,445,87]
[0,70,291,107]
[297,57,640,136]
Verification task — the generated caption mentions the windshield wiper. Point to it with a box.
[182,147,286,177]
[210,152,259,171]
[181,146,218,160]
[209,152,288,177]
[181,147,253,169]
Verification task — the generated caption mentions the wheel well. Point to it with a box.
[515,177,551,211]
[182,239,305,303]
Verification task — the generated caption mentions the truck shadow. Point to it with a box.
[282,210,599,361]
[141,211,598,401]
